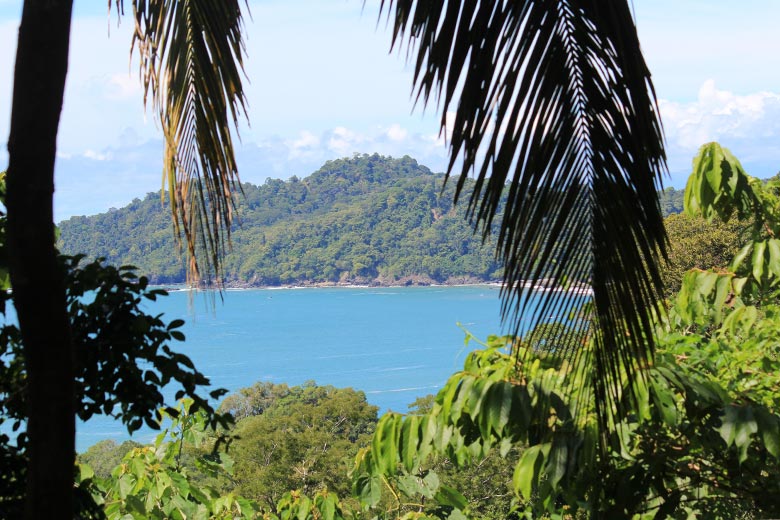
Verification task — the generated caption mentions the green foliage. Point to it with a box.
[685,142,761,223]
[662,212,745,297]
[78,440,142,480]
[218,380,293,421]
[58,155,504,286]
[80,399,262,519]
[407,394,519,518]
[228,382,378,509]
[56,152,692,294]
[683,143,780,303]
[356,322,780,518]
[273,490,354,520]
[0,169,231,514]
[63,255,231,432]
[79,380,522,520]
[659,186,685,217]
[348,145,780,518]
[350,336,564,519]
[0,256,233,515]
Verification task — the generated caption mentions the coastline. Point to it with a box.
[156,276,593,296]
[158,277,504,292]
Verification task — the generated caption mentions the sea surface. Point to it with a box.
[75,285,514,451]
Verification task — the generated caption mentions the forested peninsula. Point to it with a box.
[58,154,685,287]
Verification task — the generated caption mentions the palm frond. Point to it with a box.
[116,0,248,286]
[381,1,668,431]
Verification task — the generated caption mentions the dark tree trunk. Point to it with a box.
[6,1,75,518]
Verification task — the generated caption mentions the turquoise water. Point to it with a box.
[77,285,512,451]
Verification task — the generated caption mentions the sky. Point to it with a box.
[1,1,779,221]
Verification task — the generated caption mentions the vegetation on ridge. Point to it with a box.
[58,154,504,286]
[59,154,689,288]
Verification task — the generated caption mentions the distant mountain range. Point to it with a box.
[58,154,686,286]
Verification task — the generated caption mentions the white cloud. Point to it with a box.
[287,130,321,160]
[52,125,452,220]
[661,80,780,147]
[49,70,780,220]
[386,124,407,142]
[106,73,141,100]
[83,149,112,161]
[46,81,780,220]
[291,131,319,149]
[327,126,364,155]
[659,80,780,183]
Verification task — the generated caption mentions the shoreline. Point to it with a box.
[155,277,593,296]
[158,278,505,292]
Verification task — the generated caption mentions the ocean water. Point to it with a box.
[77,285,512,451]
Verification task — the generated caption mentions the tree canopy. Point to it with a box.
[58,155,504,286]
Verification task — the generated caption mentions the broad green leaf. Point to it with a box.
[125,494,146,515]
[354,475,382,508]
[755,410,780,459]
[649,377,678,427]
[467,377,492,420]
[118,473,136,499]
[686,142,754,221]
[547,440,569,490]
[372,414,401,475]
[509,385,532,436]
[719,405,758,462]
[168,471,190,498]
[417,415,435,463]
[78,462,95,481]
[752,240,766,282]
[732,276,748,296]
[768,239,780,278]
[481,380,513,438]
[318,494,337,520]
[434,485,468,510]
[450,376,475,419]
[713,274,733,322]
[513,443,549,499]
[719,406,738,446]
[421,470,441,498]
[400,415,420,473]
[439,377,462,421]
[396,474,423,498]
[295,495,311,520]
[731,243,753,272]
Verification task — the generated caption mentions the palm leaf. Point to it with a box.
[381,0,668,432]
[115,0,248,285]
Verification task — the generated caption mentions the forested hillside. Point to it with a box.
[59,154,504,285]
[59,154,687,286]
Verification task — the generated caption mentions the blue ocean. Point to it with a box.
[77,285,513,451]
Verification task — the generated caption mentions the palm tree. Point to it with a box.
[5,0,667,517]
[379,0,668,438]
[5,1,247,517]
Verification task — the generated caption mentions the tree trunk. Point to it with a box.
[6,1,74,518]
